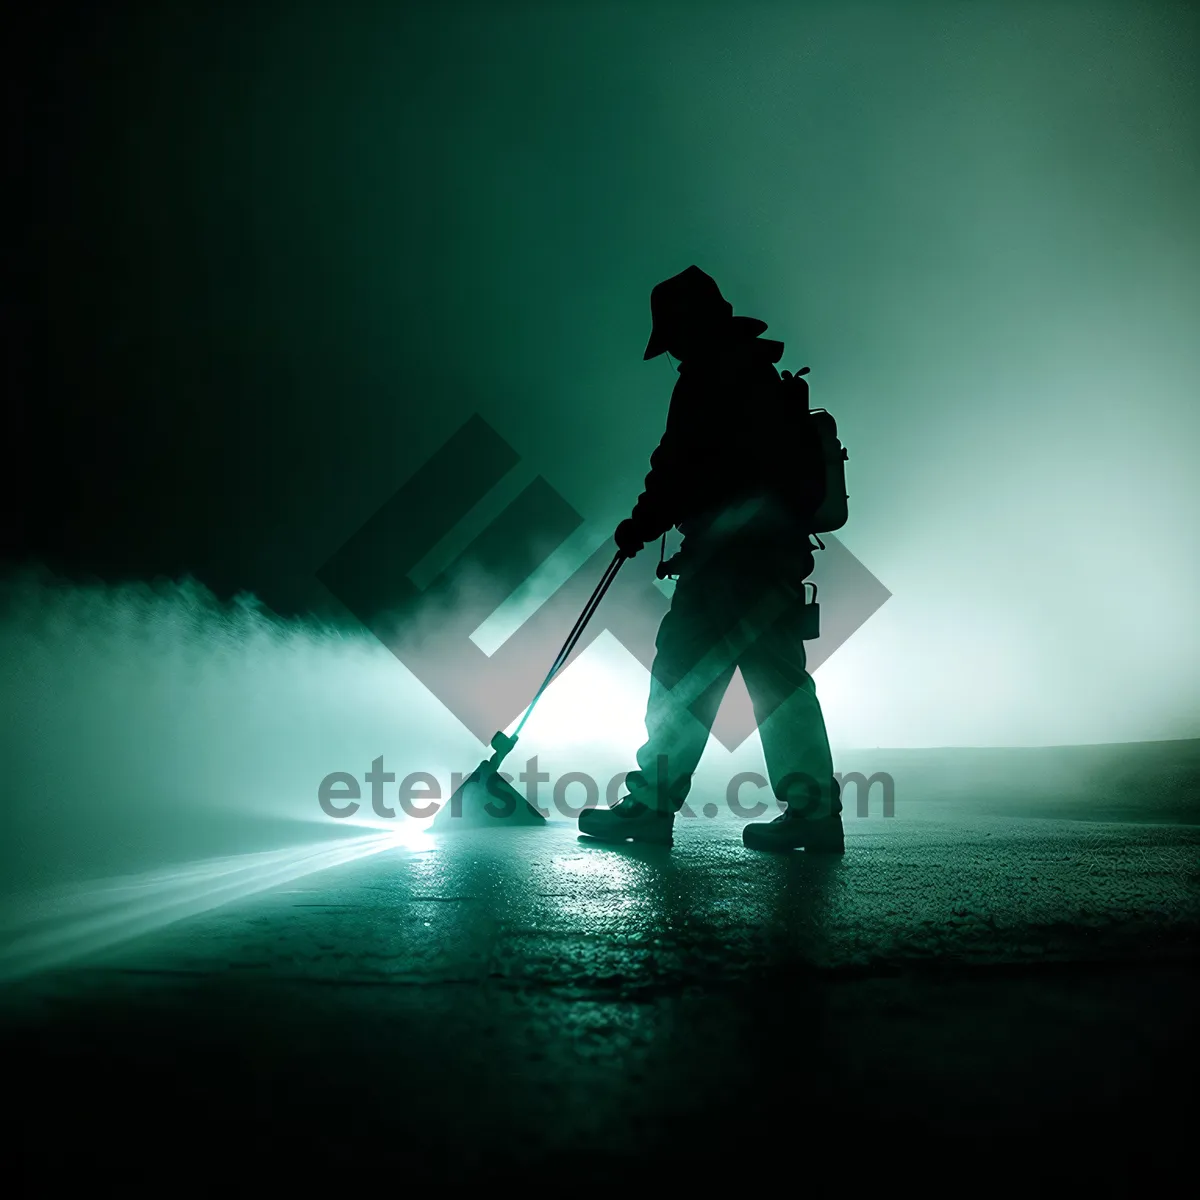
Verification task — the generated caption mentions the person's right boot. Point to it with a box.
[742,779,845,853]
[742,809,844,853]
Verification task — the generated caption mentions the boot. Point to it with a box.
[578,796,675,846]
[742,808,844,853]
[743,779,845,853]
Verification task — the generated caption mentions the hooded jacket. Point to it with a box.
[628,327,822,548]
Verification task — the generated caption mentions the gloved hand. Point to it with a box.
[614,518,645,559]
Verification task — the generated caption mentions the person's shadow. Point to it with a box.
[574,827,846,964]
[573,827,848,1132]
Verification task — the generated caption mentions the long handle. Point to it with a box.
[512,550,625,738]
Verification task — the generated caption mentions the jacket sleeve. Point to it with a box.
[628,384,686,542]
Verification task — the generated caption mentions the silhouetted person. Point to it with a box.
[579,266,843,851]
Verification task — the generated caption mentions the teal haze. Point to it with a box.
[6,3,1198,897]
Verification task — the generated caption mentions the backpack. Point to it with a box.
[780,367,849,534]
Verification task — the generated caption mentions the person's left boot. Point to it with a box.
[579,796,674,845]
[742,808,844,853]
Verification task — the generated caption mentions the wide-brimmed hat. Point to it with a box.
[643,265,768,360]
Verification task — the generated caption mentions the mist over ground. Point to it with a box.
[3,570,1196,914]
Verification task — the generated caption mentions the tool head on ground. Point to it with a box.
[432,730,547,831]
[432,759,547,830]
[435,553,624,833]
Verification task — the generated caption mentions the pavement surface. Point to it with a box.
[3,811,1198,1186]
